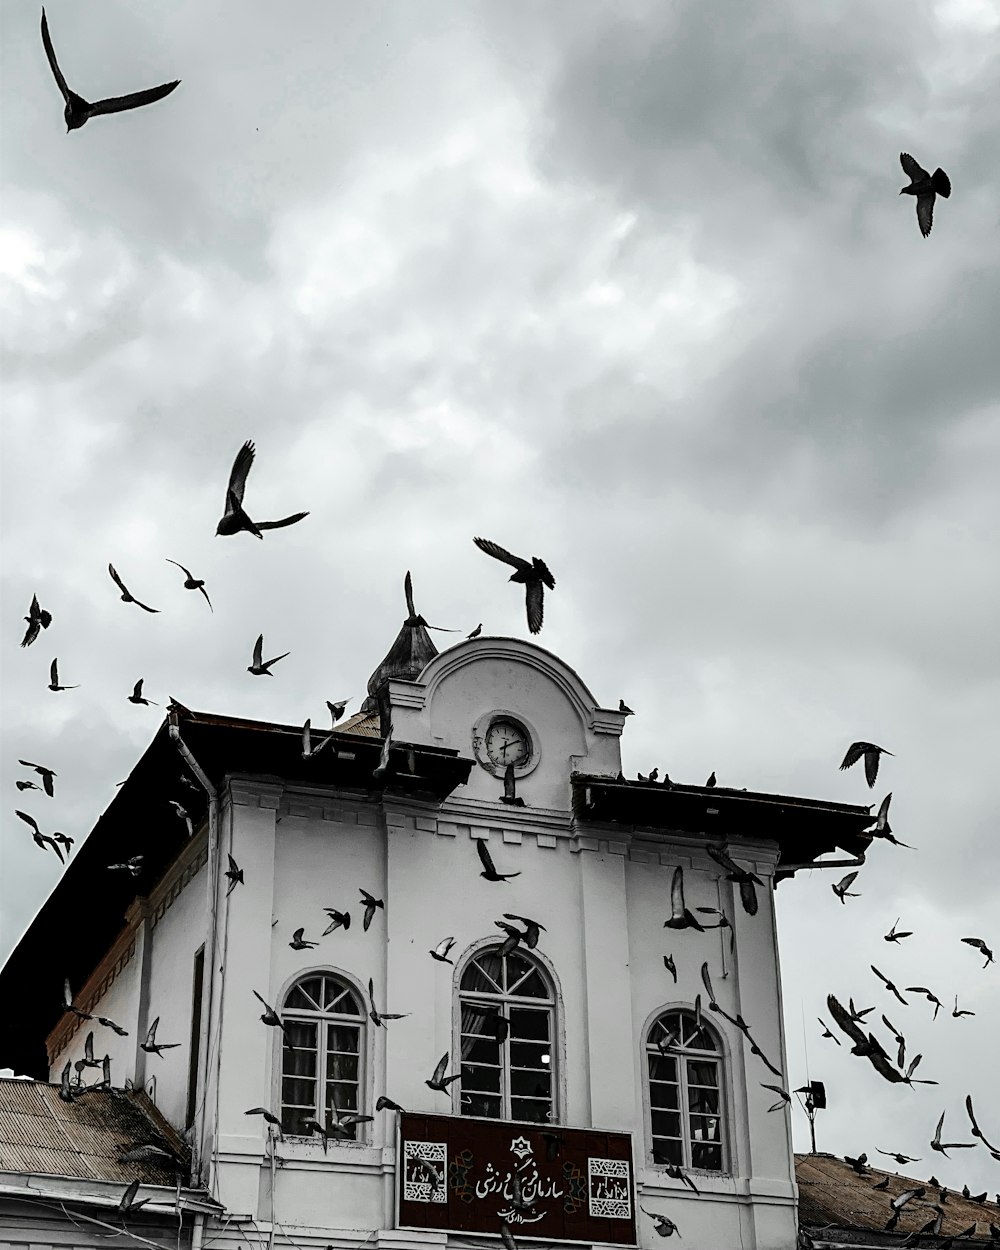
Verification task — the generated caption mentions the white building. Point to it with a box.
[0,599,873,1250]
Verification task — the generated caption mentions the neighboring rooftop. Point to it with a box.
[796,1152,1000,1246]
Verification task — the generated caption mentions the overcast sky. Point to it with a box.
[2,0,998,1195]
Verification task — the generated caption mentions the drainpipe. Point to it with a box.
[777,846,868,877]
[191,1211,205,1250]
[169,714,220,1186]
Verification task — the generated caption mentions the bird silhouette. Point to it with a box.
[884,918,913,943]
[477,838,520,881]
[18,761,56,797]
[20,594,52,647]
[466,624,483,639]
[899,152,951,238]
[366,977,409,1028]
[641,1209,680,1239]
[502,913,545,949]
[359,889,384,931]
[326,698,350,723]
[48,658,79,691]
[108,564,159,613]
[128,678,157,706]
[960,937,994,968]
[705,844,761,916]
[225,854,244,895]
[165,560,213,610]
[500,762,525,806]
[840,741,892,788]
[663,954,677,983]
[140,1017,179,1057]
[473,537,555,634]
[289,929,317,950]
[664,866,704,930]
[252,991,287,1033]
[930,1111,976,1157]
[247,633,289,675]
[321,908,351,935]
[40,9,179,133]
[619,699,634,715]
[216,441,308,538]
[16,810,65,861]
[425,1052,461,1092]
[429,937,456,963]
[832,871,861,903]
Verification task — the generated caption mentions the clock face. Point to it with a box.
[484,718,531,769]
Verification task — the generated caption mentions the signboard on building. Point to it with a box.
[397,1114,636,1246]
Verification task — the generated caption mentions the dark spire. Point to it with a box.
[362,572,438,735]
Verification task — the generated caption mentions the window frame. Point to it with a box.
[643,1006,729,1175]
[454,940,562,1125]
[276,969,368,1142]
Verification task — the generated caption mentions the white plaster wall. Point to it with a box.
[48,948,140,1088]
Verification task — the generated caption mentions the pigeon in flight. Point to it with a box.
[128,679,157,706]
[216,441,308,538]
[289,929,318,950]
[906,986,944,1020]
[366,977,409,1028]
[140,1017,179,1056]
[359,889,384,932]
[372,725,393,784]
[865,793,911,848]
[899,152,951,238]
[832,871,861,904]
[96,1015,129,1036]
[500,762,525,806]
[321,908,351,935]
[871,965,908,1006]
[165,560,212,610]
[326,698,350,724]
[15,810,65,861]
[62,978,92,1021]
[116,1179,151,1215]
[952,996,975,1019]
[884,918,912,943]
[817,1017,841,1045]
[301,718,336,760]
[248,634,289,676]
[663,955,677,984]
[16,779,42,792]
[376,1094,406,1114]
[48,658,79,691]
[425,1052,461,1092]
[881,1014,906,1067]
[225,854,244,895]
[761,1083,791,1112]
[252,991,287,1033]
[961,937,994,967]
[664,865,704,930]
[877,1148,921,1165]
[429,937,456,964]
[245,1107,282,1134]
[168,800,194,837]
[40,9,179,133]
[108,564,159,613]
[472,537,555,634]
[18,761,56,797]
[930,1111,976,1157]
[502,913,545,949]
[641,1209,680,1239]
[965,1095,1000,1161]
[706,844,761,916]
[20,594,52,648]
[840,741,892,788]
[477,838,521,881]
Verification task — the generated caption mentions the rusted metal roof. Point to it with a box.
[0,1078,189,1185]
[338,710,381,737]
[796,1152,999,1244]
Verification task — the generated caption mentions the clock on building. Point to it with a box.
[471,710,539,779]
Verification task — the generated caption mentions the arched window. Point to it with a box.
[646,1009,725,1172]
[458,945,556,1124]
[279,973,365,1138]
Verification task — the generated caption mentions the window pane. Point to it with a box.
[510,1039,550,1069]
[462,1034,501,1065]
[328,1024,360,1054]
[327,1082,358,1115]
[651,1110,682,1139]
[285,979,322,1011]
[326,1051,359,1082]
[282,1076,316,1107]
[461,1064,501,1093]
[689,1114,721,1143]
[511,1098,551,1123]
[461,952,503,993]
[511,1069,551,1100]
[688,1086,720,1115]
[461,1091,502,1118]
[508,967,549,998]
[324,981,363,1015]
[647,1054,678,1083]
[692,1142,722,1171]
[509,1008,549,1040]
[282,1023,318,1076]
[652,1139,683,1167]
[687,1060,719,1087]
[650,1081,680,1111]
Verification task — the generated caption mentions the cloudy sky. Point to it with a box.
[2,0,998,1194]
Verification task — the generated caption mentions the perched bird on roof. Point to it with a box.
[832,871,861,903]
[961,937,994,967]
[140,1017,179,1057]
[165,560,212,610]
[40,8,179,133]
[477,838,521,882]
[619,699,634,715]
[108,564,159,613]
[473,537,555,634]
[18,761,56,797]
[248,633,289,676]
[844,1153,869,1176]
[706,771,717,788]
[127,678,157,706]
[840,741,892,788]
[20,594,52,648]
[216,441,308,538]
[899,152,951,238]
[466,624,482,640]
[48,658,79,691]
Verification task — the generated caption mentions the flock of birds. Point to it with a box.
[7,7,987,1249]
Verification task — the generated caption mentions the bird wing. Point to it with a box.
[145,1017,159,1046]
[533,557,556,589]
[198,584,213,610]
[706,844,741,875]
[863,749,880,787]
[525,579,544,634]
[252,634,263,667]
[826,994,868,1047]
[132,679,143,698]
[872,965,890,987]
[108,563,129,595]
[669,865,687,920]
[476,839,497,875]
[40,9,71,102]
[404,570,416,618]
[900,152,929,183]
[700,961,718,1006]
[227,854,239,873]
[88,79,180,118]
[256,511,309,530]
[49,659,58,684]
[504,763,516,799]
[840,741,866,770]
[838,871,859,892]
[227,441,255,506]
[431,1053,448,1084]
[932,168,951,198]
[166,558,192,578]
[16,810,41,834]
[133,596,159,614]
[21,619,40,647]
[473,536,531,573]
[916,194,935,239]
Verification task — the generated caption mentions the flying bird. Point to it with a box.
[761,1083,791,1112]
[20,593,52,648]
[664,866,704,930]
[289,929,317,950]
[872,965,908,1006]
[899,152,951,238]
[62,978,92,1021]
[884,918,913,943]
[832,871,861,903]
[168,800,193,837]
[425,1053,461,1092]
[472,537,555,634]
[96,1016,128,1036]
[960,937,994,967]
[952,996,975,1019]
[376,1094,406,1112]
[16,779,41,793]
[252,991,287,1033]
[301,718,336,760]
[225,854,244,895]
[706,844,761,916]
[108,564,159,613]
[663,955,677,984]
[503,913,545,949]
[321,908,351,935]
[127,678,157,706]
[48,658,79,691]
[17,761,56,796]
[477,838,521,882]
[39,8,179,133]
[140,1017,179,1056]
[247,633,289,676]
[864,792,911,848]
[877,1148,922,1165]
[366,977,409,1028]
[165,560,213,610]
[216,440,309,538]
[429,937,456,964]
[840,741,892,788]
[641,1209,680,1239]
[372,725,393,783]
[881,1014,907,1067]
[245,1107,282,1133]
[906,986,944,1020]
[500,762,525,806]
[965,1095,1000,1161]
[931,1111,976,1157]
[116,1179,150,1215]
[326,698,350,723]
[15,810,65,861]
[359,889,384,932]
[818,1017,841,1045]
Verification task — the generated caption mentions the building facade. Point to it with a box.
[1,622,873,1250]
